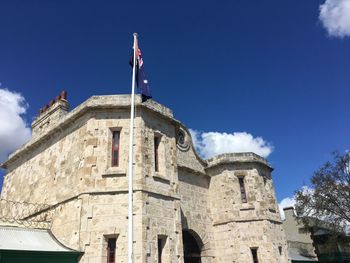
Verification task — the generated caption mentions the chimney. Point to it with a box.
[32,90,69,137]
[283,206,295,220]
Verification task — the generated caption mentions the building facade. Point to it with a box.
[282,207,318,262]
[0,94,290,263]
[283,207,350,263]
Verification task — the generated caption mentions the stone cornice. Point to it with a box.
[213,217,282,226]
[1,95,272,173]
[177,165,208,177]
[1,95,175,169]
[205,152,273,171]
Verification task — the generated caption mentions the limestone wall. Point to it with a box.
[207,161,281,226]
[0,106,146,263]
[0,95,291,263]
[178,169,214,262]
[1,109,141,204]
[142,193,182,263]
[212,220,289,263]
[139,108,184,262]
[140,109,177,196]
[176,128,206,174]
[206,154,290,262]
[51,192,143,263]
[1,113,89,204]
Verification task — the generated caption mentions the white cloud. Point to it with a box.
[0,88,31,163]
[189,129,273,159]
[278,196,296,220]
[278,186,314,220]
[319,0,350,37]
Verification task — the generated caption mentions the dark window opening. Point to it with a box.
[154,136,160,172]
[112,131,120,167]
[278,246,282,255]
[251,248,259,263]
[107,238,117,263]
[239,177,247,203]
[158,237,165,263]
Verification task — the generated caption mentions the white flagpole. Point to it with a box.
[128,32,137,263]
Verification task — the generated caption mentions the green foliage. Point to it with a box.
[295,151,350,233]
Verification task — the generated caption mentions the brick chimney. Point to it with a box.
[32,90,69,137]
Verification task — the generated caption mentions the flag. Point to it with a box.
[130,44,152,102]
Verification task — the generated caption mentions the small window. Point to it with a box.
[239,177,247,203]
[278,246,282,255]
[158,236,166,263]
[107,238,117,263]
[154,136,161,172]
[112,131,120,167]
[251,248,259,263]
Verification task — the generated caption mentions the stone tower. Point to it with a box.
[0,94,290,263]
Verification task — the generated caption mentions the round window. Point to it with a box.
[177,128,190,151]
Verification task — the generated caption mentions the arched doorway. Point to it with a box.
[182,229,203,263]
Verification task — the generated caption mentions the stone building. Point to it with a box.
[283,207,350,263]
[0,94,290,263]
[282,207,318,262]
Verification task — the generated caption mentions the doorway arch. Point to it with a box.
[182,229,203,263]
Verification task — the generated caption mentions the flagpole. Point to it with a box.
[128,32,137,263]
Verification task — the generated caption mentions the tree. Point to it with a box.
[295,151,350,233]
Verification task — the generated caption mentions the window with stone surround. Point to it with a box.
[154,133,166,174]
[112,130,120,167]
[107,237,117,263]
[157,235,167,263]
[239,177,247,203]
[152,132,168,180]
[250,247,259,263]
[154,135,161,172]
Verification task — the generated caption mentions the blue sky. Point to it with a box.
[0,0,349,206]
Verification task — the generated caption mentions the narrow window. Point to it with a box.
[107,238,117,263]
[239,177,247,203]
[251,248,259,263]
[278,246,282,255]
[112,131,120,167]
[154,136,160,172]
[158,236,166,263]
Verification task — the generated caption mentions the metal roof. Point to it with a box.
[0,226,76,252]
[289,248,318,262]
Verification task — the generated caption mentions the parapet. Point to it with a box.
[1,94,174,169]
[205,152,273,170]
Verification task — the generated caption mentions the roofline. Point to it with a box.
[0,225,82,253]
[1,94,272,171]
[205,152,273,170]
[1,94,176,168]
[0,249,82,255]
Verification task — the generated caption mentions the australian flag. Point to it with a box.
[130,46,152,102]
